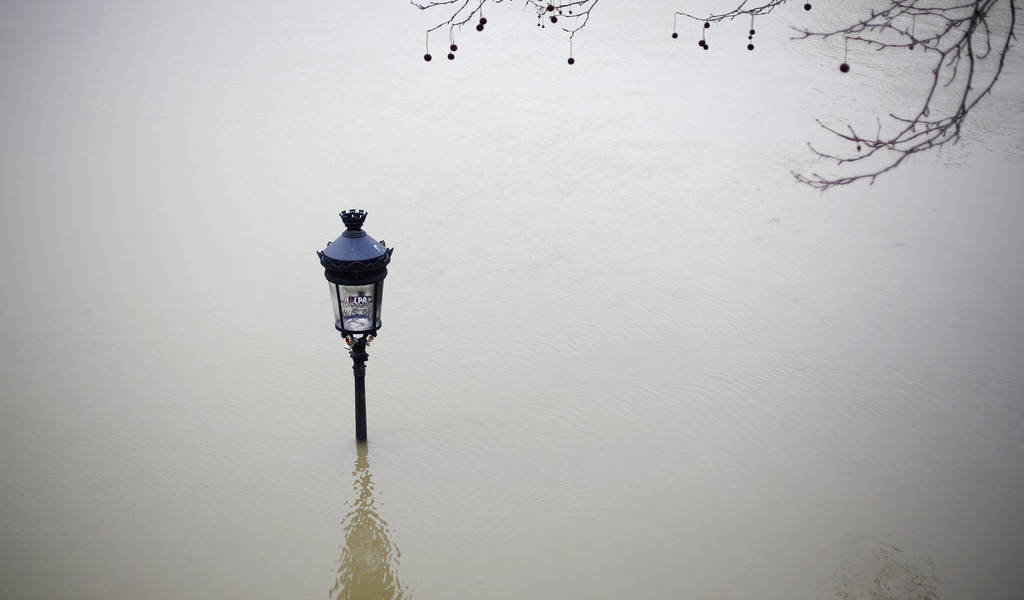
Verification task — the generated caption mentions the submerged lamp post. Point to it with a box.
[317,210,394,441]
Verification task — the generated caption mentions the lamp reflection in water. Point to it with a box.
[330,443,409,599]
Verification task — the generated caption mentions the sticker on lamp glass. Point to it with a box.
[348,295,372,305]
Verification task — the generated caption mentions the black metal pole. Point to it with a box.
[349,337,369,440]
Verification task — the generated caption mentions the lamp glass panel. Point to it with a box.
[339,284,376,332]
[373,280,384,329]
[328,283,342,329]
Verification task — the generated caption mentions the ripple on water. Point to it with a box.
[835,538,939,600]
[332,445,409,600]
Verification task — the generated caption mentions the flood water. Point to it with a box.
[2,1,1024,598]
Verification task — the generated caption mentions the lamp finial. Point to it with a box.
[340,209,367,231]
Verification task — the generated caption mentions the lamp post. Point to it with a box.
[317,210,394,441]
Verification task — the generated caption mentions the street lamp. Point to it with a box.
[317,209,394,440]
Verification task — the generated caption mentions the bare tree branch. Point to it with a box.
[675,0,790,24]
[413,0,1018,191]
[789,0,1016,190]
[411,0,599,50]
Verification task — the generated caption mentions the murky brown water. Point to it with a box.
[332,445,407,600]
[2,1,1023,598]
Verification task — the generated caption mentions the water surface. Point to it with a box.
[1,1,1023,598]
